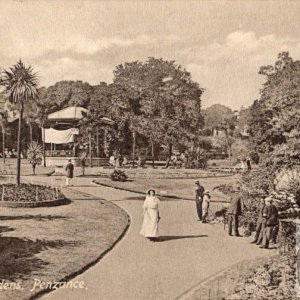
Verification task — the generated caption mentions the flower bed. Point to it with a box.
[228,253,297,299]
[0,183,68,208]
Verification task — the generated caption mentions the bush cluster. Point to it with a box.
[229,253,297,300]
[110,169,128,182]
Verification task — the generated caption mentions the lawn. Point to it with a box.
[0,187,129,300]
[93,176,238,202]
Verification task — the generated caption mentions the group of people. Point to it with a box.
[251,197,279,249]
[109,154,128,167]
[140,179,279,249]
[0,148,23,158]
[169,151,189,168]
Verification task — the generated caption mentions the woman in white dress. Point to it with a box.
[140,188,160,242]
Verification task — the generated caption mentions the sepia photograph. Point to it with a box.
[0,1,299,299]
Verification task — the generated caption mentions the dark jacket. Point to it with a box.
[227,193,242,215]
[257,204,266,223]
[65,162,74,178]
[195,185,204,201]
[265,204,278,226]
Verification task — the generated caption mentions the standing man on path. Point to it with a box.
[65,159,74,186]
[195,180,205,221]
[227,185,242,236]
[251,198,266,244]
[260,198,279,249]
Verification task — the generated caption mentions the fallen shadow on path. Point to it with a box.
[157,235,208,242]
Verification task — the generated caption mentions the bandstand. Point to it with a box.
[42,106,114,167]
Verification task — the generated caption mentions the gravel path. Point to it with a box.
[33,176,274,300]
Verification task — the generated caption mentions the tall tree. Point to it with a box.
[0,60,38,185]
[38,80,93,115]
[249,52,300,160]
[112,57,204,164]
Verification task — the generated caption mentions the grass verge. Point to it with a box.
[0,188,129,300]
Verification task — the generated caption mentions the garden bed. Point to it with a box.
[0,183,68,208]
[181,253,297,300]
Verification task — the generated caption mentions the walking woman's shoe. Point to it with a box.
[251,240,257,244]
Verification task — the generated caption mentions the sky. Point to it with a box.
[0,0,300,110]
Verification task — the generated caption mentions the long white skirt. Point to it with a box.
[140,208,159,237]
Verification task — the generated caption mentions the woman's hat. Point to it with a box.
[146,188,156,195]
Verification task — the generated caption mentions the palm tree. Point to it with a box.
[27,141,43,175]
[0,60,38,185]
[0,111,8,164]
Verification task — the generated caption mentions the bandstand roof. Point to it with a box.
[48,106,88,120]
[47,106,114,125]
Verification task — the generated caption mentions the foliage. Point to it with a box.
[110,169,128,182]
[241,52,300,226]
[0,59,39,185]
[37,80,93,115]
[229,253,297,300]
[248,52,300,156]
[0,183,64,202]
[202,104,234,130]
[186,148,208,169]
[110,57,204,157]
[26,141,43,174]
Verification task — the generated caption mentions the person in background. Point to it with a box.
[246,157,252,170]
[65,159,74,186]
[123,156,128,166]
[260,198,279,249]
[170,153,178,167]
[202,190,211,223]
[227,185,242,237]
[195,180,205,221]
[140,188,161,242]
[251,198,266,244]
[119,154,124,167]
[109,154,115,166]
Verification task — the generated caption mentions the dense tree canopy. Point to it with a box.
[38,80,93,114]
[248,52,300,162]
[202,104,234,131]
[110,57,204,155]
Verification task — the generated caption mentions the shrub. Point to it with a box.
[249,151,260,164]
[110,169,127,182]
[27,141,43,175]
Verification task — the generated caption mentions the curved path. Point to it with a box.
[33,177,274,300]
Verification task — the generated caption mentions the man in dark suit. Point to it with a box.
[195,180,205,221]
[227,186,242,236]
[65,159,74,186]
[251,198,266,244]
[260,198,279,249]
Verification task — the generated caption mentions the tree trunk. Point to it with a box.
[32,164,36,175]
[89,131,92,168]
[96,125,100,157]
[16,103,24,185]
[132,131,136,167]
[2,128,5,164]
[42,126,46,167]
[29,122,33,142]
[228,144,232,161]
[151,140,155,169]
[104,127,108,157]
[165,143,172,168]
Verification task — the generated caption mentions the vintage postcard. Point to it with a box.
[0,1,299,299]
